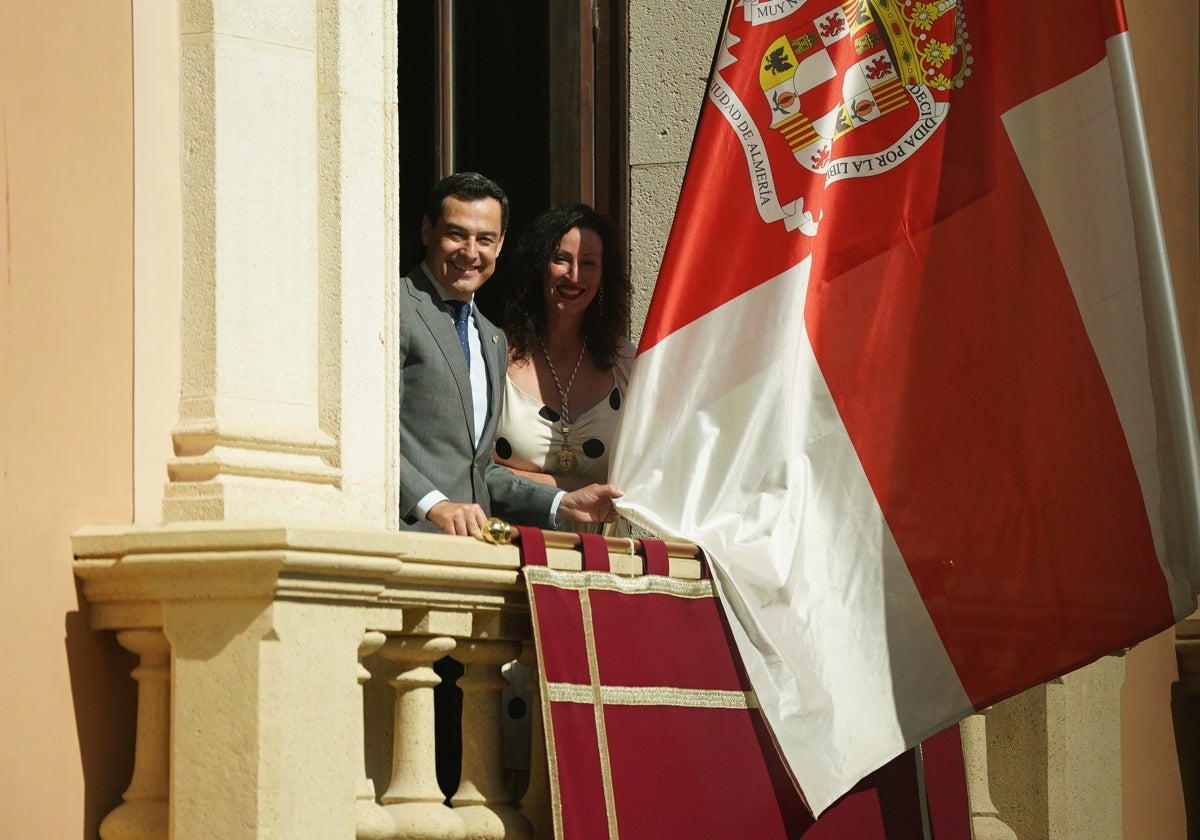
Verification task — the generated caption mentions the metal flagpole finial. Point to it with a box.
[480,517,515,545]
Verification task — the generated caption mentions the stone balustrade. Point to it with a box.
[72,521,703,840]
[74,522,1058,839]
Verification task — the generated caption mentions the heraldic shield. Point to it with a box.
[709,0,974,233]
[757,0,971,173]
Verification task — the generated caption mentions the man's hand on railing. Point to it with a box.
[427,500,489,537]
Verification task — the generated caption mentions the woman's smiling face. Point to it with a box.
[543,226,603,319]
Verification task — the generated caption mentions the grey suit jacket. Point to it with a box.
[398,265,559,531]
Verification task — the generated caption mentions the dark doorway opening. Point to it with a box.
[397,0,627,325]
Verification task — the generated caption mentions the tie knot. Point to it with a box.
[452,300,470,325]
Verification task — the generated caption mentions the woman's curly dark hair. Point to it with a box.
[504,204,630,371]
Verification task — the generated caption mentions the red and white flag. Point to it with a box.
[611,0,1200,816]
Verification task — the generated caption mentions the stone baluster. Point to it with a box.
[99,629,171,840]
[357,631,396,839]
[516,644,552,839]
[379,636,466,840]
[452,640,531,840]
[961,712,1017,840]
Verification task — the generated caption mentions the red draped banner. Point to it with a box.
[518,527,971,838]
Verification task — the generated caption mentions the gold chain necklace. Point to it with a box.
[540,341,586,473]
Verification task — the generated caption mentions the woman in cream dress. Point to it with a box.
[494,204,633,534]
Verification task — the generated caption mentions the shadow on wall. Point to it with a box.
[1174,683,1200,840]
[66,579,137,840]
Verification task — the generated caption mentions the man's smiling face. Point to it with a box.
[421,195,506,302]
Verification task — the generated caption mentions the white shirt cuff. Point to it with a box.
[549,490,566,527]
[415,490,448,522]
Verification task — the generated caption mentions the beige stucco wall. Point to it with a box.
[0,1,138,837]
[1122,630,1191,838]
[132,0,182,525]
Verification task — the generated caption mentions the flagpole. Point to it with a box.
[1109,33,1200,603]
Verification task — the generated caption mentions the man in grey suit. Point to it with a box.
[399,172,623,535]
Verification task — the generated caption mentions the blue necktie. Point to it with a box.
[452,301,471,368]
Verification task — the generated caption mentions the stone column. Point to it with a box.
[452,640,531,840]
[1045,656,1126,839]
[99,630,171,840]
[960,713,1017,840]
[166,0,396,526]
[379,636,466,840]
[985,655,1128,840]
[164,597,367,839]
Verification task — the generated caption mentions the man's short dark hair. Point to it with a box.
[424,172,510,233]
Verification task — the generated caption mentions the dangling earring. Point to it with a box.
[597,285,605,315]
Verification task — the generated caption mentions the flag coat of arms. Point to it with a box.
[611,0,1200,816]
